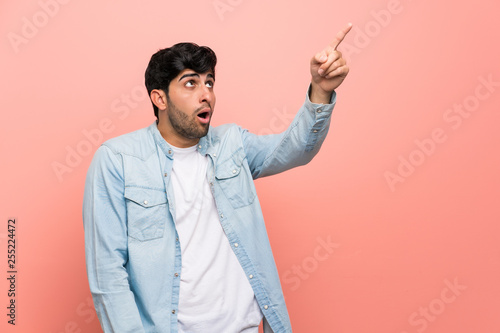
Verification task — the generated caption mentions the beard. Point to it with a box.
[167,97,210,140]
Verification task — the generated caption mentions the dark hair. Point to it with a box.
[144,42,217,119]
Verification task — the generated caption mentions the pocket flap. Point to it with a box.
[215,150,245,180]
[124,187,167,207]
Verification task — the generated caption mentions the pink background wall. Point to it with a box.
[1,0,499,332]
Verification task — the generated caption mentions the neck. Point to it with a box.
[157,118,200,148]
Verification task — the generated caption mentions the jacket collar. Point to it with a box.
[148,121,219,159]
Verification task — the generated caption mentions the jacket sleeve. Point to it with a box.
[241,86,336,179]
[82,145,146,333]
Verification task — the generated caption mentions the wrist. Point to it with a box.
[309,82,333,104]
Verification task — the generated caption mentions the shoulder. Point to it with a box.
[209,123,243,142]
[101,124,156,160]
[210,123,240,135]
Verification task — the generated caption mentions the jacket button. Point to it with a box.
[143,200,148,205]
[264,305,268,310]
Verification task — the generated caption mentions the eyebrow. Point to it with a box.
[178,73,215,81]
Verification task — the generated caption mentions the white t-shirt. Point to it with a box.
[169,143,263,332]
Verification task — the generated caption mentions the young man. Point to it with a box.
[83,24,352,333]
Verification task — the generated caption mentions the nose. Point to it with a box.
[199,85,214,107]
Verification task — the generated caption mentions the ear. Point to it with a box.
[150,89,168,111]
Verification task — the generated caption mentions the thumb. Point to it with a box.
[312,51,327,65]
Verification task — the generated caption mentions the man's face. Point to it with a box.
[162,69,216,146]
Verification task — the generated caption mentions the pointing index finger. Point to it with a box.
[330,23,353,50]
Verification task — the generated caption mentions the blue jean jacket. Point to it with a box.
[83,89,336,333]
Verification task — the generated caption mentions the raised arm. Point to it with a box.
[83,145,145,333]
[242,24,352,179]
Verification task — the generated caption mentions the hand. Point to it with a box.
[310,23,352,103]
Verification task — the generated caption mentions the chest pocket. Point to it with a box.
[215,149,256,209]
[124,186,168,241]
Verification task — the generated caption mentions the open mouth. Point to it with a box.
[196,108,211,124]
[197,111,210,120]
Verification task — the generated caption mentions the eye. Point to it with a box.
[206,81,214,88]
[185,80,195,87]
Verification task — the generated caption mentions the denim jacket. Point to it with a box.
[83,89,336,333]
